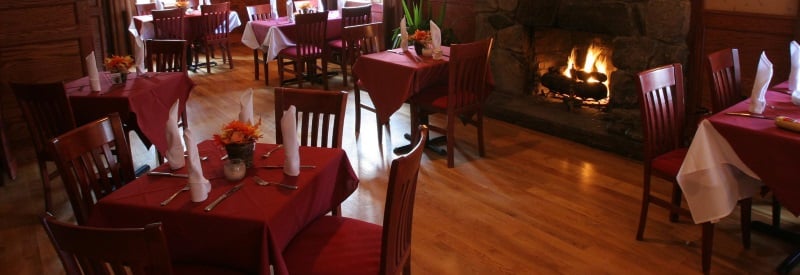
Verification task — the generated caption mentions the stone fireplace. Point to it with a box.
[475,0,691,158]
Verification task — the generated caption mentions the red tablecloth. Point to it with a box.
[708,82,800,214]
[351,48,451,124]
[64,72,194,155]
[87,141,359,275]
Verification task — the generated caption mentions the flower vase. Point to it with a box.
[120,72,128,82]
[225,142,256,167]
[413,41,424,56]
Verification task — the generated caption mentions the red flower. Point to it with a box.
[213,119,263,145]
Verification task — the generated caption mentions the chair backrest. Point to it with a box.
[41,215,174,275]
[145,39,188,72]
[343,0,370,7]
[151,8,185,40]
[342,22,383,70]
[9,82,77,158]
[636,63,686,162]
[707,48,743,113]
[246,3,272,21]
[200,2,231,42]
[274,87,347,148]
[447,38,494,112]
[380,125,427,275]
[293,11,329,58]
[136,3,157,16]
[340,4,371,27]
[48,113,135,225]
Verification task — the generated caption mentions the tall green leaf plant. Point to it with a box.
[391,0,456,48]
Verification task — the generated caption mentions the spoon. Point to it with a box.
[261,144,283,159]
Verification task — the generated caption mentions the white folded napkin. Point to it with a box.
[165,100,186,170]
[749,51,773,114]
[183,128,211,202]
[85,51,101,92]
[155,1,163,10]
[239,89,254,125]
[281,105,300,176]
[400,17,409,52]
[314,0,324,11]
[790,41,800,92]
[430,20,442,51]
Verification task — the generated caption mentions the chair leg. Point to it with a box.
[277,57,285,86]
[740,198,752,249]
[354,88,362,136]
[342,62,348,86]
[226,44,233,69]
[321,59,328,90]
[477,111,485,157]
[205,45,212,73]
[669,183,683,222]
[253,50,259,80]
[263,51,269,86]
[38,159,52,213]
[403,256,411,275]
[636,174,651,240]
[446,113,455,168]
[701,222,714,274]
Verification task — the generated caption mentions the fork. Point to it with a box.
[160,184,190,206]
[252,176,298,190]
[261,144,283,159]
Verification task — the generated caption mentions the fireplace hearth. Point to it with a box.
[476,0,691,159]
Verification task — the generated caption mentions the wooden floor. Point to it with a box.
[2,34,799,274]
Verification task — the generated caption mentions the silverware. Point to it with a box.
[252,176,298,190]
[255,165,316,169]
[160,185,190,206]
[148,171,189,178]
[261,144,284,159]
[771,88,792,95]
[184,154,208,161]
[204,182,245,211]
[726,112,775,120]
[220,154,229,160]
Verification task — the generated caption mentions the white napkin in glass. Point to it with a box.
[749,51,772,114]
[790,41,800,92]
[85,51,101,92]
[183,128,210,202]
[155,1,163,10]
[430,20,442,50]
[165,100,186,170]
[400,17,409,52]
[281,105,300,176]
[239,89,254,125]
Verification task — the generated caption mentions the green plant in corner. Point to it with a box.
[391,0,457,48]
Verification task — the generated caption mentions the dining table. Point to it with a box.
[63,72,194,156]
[240,11,342,62]
[677,82,800,273]
[129,10,242,71]
[87,140,360,275]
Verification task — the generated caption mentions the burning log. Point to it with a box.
[541,68,608,100]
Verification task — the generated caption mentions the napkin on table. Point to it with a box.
[85,51,101,92]
[165,100,186,170]
[183,128,211,202]
[790,41,800,105]
[239,89,254,125]
[749,51,772,114]
[430,20,442,51]
[281,105,300,176]
[400,17,409,52]
[155,1,163,10]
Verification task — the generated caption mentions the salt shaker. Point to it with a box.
[223,158,246,181]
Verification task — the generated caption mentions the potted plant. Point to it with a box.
[391,0,456,48]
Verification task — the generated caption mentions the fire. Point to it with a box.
[562,43,614,97]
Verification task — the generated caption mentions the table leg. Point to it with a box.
[752,219,800,274]
[392,108,446,155]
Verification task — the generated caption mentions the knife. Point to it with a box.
[725,112,775,120]
[204,183,245,212]
[148,171,189,178]
[255,165,316,169]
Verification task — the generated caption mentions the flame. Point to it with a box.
[562,42,614,99]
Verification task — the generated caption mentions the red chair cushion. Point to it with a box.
[278,46,323,58]
[283,216,382,275]
[408,84,448,109]
[651,148,688,178]
[328,39,343,50]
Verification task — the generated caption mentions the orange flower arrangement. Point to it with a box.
[213,119,263,145]
[175,0,190,9]
[410,29,431,43]
[104,55,134,74]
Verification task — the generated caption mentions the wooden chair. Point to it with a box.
[635,63,751,274]
[344,22,387,146]
[328,4,372,85]
[343,0,370,7]
[136,3,157,16]
[151,8,185,40]
[407,38,494,168]
[41,214,245,275]
[246,3,273,84]
[283,126,427,275]
[145,39,188,73]
[9,82,77,213]
[274,87,347,148]
[196,2,233,73]
[276,11,330,90]
[707,48,745,113]
[48,113,135,225]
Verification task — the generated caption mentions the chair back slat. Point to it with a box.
[274,88,347,148]
[447,38,494,111]
[341,4,371,27]
[152,8,185,40]
[294,11,329,58]
[201,2,230,41]
[636,63,686,162]
[41,215,175,275]
[246,3,272,21]
[136,3,157,16]
[380,126,427,275]
[342,22,383,67]
[49,113,135,225]
[145,39,188,72]
[707,48,743,113]
[10,82,77,156]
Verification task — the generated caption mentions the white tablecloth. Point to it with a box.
[676,119,762,224]
[240,10,340,61]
